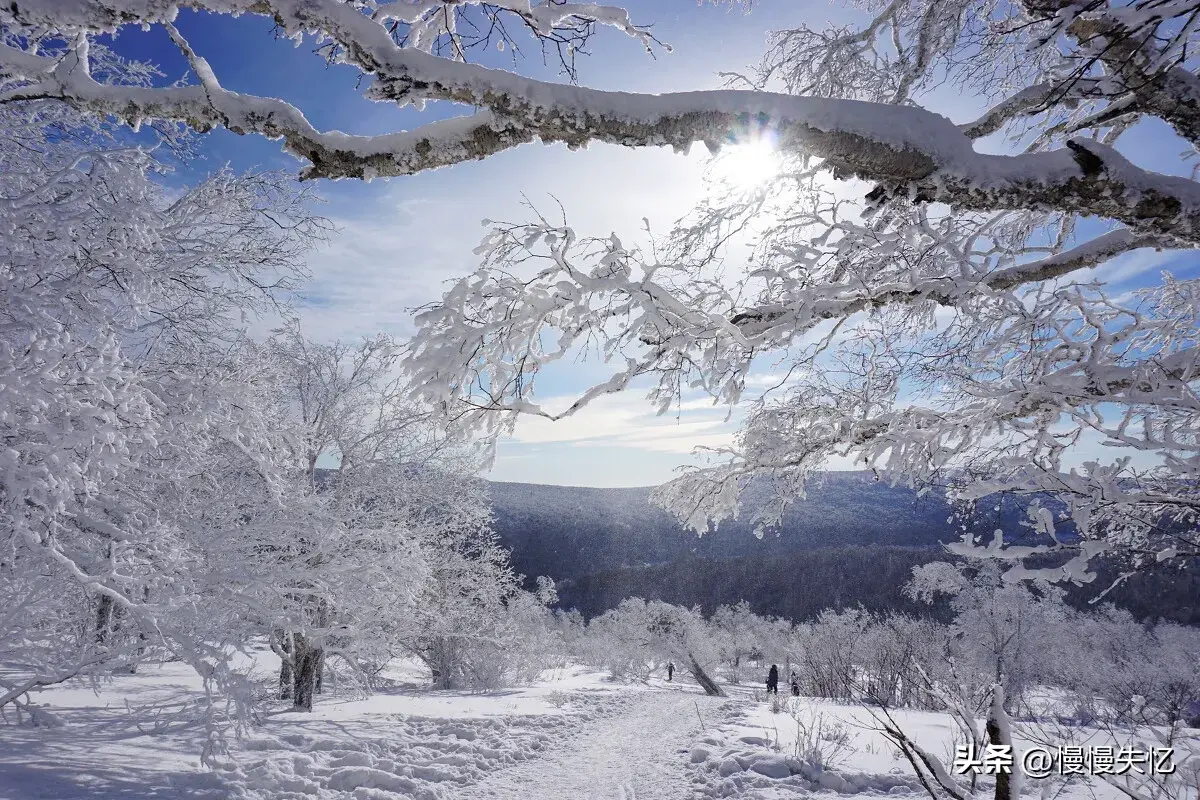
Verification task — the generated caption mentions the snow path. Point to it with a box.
[458,689,715,800]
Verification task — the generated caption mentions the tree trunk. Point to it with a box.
[426,638,459,690]
[292,633,320,712]
[94,594,116,645]
[311,600,330,697]
[127,586,151,674]
[985,716,1011,800]
[688,653,726,697]
[986,685,1020,800]
[278,631,293,700]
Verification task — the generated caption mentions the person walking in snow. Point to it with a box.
[666,661,674,682]
[766,664,779,695]
[791,677,800,697]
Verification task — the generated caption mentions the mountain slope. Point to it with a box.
[485,472,1199,624]
[486,471,986,582]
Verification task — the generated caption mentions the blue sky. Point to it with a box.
[102,2,1194,487]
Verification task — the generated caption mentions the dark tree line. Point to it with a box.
[553,547,1200,625]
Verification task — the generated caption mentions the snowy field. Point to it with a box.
[1,650,721,799]
[687,687,1185,800]
[0,653,1189,799]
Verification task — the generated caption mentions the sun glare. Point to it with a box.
[707,135,781,191]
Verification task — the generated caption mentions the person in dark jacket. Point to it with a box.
[666,661,674,682]
[766,664,779,695]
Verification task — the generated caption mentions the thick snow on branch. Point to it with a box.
[9,0,1199,579]
[409,185,1199,572]
[396,0,1200,579]
[6,0,1200,244]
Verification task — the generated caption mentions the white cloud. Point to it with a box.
[1085,246,1181,287]
[489,443,701,488]
[274,141,724,487]
[483,390,740,486]
[503,391,738,452]
[288,141,708,345]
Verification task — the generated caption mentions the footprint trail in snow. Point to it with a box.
[458,690,713,800]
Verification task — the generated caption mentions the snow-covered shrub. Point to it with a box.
[711,601,778,685]
[788,702,855,770]
[907,560,1066,714]
[1050,606,1200,725]
[579,599,659,682]
[455,593,561,691]
[1148,625,1200,726]
[0,89,322,734]
[783,608,953,711]
[396,527,560,692]
[791,608,873,701]
[857,614,949,710]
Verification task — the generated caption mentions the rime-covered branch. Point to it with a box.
[728,228,1168,332]
[10,0,1197,582]
[7,0,1200,244]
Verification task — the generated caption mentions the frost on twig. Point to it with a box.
[5,0,1200,245]
[393,0,1200,581]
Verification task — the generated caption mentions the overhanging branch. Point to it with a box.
[6,0,1200,243]
[728,227,1168,332]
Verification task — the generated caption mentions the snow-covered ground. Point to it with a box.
[1,655,1188,799]
[687,686,929,798]
[0,654,637,799]
[685,687,1181,800]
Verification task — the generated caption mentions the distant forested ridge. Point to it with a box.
[486,472,963,578]
[551,549,1200,624]
[486,473,1200,624]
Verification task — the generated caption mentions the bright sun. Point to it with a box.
[704,136,781,191]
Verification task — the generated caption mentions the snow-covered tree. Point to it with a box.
[1048,605,1200,726]
[907,560,1066,712]
[710,600,766,685]
[4,0,1197,581]
[792,608,875,701]
[579,599,657,683]
[398,526,554,691]
[247,323,558,702]
[385,2,1196,582]
[0,58,308,695]
[250,324,497,709]
[0,82,325,732]
[857,613,948,709]
[585,599,726,695]
[0,554,96,727]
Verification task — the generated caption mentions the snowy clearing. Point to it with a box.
[2,652,1195,800]
[457,682,721,800]
[0,656,635,799]
[685,687,1179,800]
[1,651,724,799]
